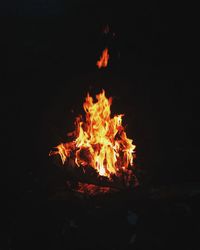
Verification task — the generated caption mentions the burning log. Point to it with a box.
[52,155,138,193]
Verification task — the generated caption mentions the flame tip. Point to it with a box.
[96,48,109,69]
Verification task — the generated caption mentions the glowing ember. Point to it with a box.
[96,48,109,68]
[50,90,136,179]
[75,183,115,196]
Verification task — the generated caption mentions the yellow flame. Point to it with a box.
[50,90,136,178]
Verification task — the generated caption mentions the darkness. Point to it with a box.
[5,1,200,250]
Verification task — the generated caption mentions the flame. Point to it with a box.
[96,48,109,68]
[50,90,136,179]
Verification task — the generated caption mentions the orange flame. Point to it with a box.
[50,90,136,179]
[96,48,109,68]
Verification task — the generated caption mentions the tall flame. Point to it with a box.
[50,90,136,178]
[96,48,109,68]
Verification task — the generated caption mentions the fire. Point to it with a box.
[50,90,136,179]
[96,48,109,68]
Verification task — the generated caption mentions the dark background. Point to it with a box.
[5,1,200,250]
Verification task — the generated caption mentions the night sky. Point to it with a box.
[5,2,199,249]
